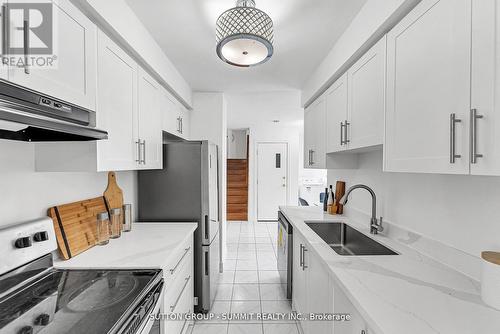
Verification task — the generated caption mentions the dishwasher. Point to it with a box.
[277,211,293,299]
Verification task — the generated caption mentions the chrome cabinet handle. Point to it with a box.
[140,140,146,164]
[135,140,141,163]
[2,4,9,56]
[449,113,461,163]
[169,247,191,275]
[170,276,191,312]
[340,121,344,145]
[23,18,29,74]
[299,244,304,269]
[470,109,483,164]
[344,120,350,144]
[310,150,315,165]
[180,117,183,134]
[302,245,308,270]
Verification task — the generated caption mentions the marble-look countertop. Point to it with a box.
[279,206,500,334]
[54,223,197,270]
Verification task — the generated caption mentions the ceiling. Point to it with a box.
[125,0,367,93]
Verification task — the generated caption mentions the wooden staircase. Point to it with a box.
[227,159,248,221]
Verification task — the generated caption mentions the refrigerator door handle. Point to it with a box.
[204,215,209,241]
[204,249,209,276]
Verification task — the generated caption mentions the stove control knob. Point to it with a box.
[33,231,49,242]
[14,237,32,249]
[35,313,50,326]
[18,326,33,334]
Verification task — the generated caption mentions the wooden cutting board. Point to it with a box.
[48,197,109,260]
[104,171,124,210]
[333,181,346,214]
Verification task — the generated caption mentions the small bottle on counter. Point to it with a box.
[323,187,329,212]
[123,204,132,232]
[109,208,122,239]
[327,185,334,214]
[96,212,110,245]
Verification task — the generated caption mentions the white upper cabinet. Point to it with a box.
[7,0,97,110]
[95,30,138,171]
[470,0,500,176]
[326,73,348,153]
[161,88,190,140]
[347,36,386,150]
[304,96,326,169]
[137,67,162,169]
[385,0,472,174]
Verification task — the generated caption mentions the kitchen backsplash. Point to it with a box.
[0,140,137,227]
[328,150,500,259]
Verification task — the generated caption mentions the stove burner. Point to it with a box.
[65,275,138,312]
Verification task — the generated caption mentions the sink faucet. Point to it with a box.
[340,184,383,235]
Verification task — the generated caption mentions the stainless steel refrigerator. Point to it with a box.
[137,141,220,313]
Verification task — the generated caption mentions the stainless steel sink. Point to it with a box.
[305,221,398,256]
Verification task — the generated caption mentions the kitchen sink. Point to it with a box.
[305,221,398,256]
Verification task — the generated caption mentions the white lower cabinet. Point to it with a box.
[162,238,194,334]
[333,283,372,334]
[293,232,333,334]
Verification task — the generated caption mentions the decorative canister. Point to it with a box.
[481,251,500,310]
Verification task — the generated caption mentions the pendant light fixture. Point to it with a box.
[216,0,274,67]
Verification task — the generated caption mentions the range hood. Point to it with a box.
[0,81,107,141]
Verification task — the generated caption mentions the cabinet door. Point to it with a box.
[7,0,97,110]
[348,37,386,150]
[137,67,162,169]
[160,88,178,135]
[385,0,471,174]
[326,73,348,153]
[95,31,138,171]
[470,0,500,176]
[304,106,314,168]
[292,232,308,333]
[179,107,190,139]
[333,282,369,334]
[306,252,333,334]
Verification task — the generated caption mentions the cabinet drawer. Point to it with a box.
[164,261,194,334]
[163,238,193,286]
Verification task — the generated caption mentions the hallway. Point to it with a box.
[189,221,299,334]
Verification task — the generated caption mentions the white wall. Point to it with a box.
[0,140,137,228]
[227,129,247,159]
[226,91,304,221]
[328,150,500,258]
[301,0,420,106]
[190,92,228,252]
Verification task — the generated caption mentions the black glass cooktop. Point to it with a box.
[0,269,160,334]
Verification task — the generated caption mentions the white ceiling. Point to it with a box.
[125,0,367,92]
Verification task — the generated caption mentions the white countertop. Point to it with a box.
[279,206,500,334]
[54,223,197,270]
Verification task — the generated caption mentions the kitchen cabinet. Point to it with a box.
[326,73,348,153]
[137,67,162,169]
[161,87,190,140]
[304,95,326,169]
[292,231,334,334]
[94,29,138,171]
[385,0,472,174]
[470,0,500,176]
[7,0,97,110]
[35,30,163,171]
[347,36,385,150]
[333,282,372,334]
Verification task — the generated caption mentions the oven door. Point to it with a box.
[137,283,165,334]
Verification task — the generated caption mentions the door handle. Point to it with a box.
[204,215,209,240]
[310,150,315,165]
[135,140,141,164]
[140,140,146,165]
[299,244,304,269]
[302,245,308,270]
[449,113,461,163]
[470,109,483,164]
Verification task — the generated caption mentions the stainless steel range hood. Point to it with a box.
[0,81,108,141]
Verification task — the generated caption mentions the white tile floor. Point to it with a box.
[188,221,300,334]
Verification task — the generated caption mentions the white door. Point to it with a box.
[385,0,471,174]
[470,0,500,176]
[326,73,348,153]
[257,143,287,221]
[95,30,138,171]
[7,0,97,110]
[137,67,162,169]
[348,36,386,150]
